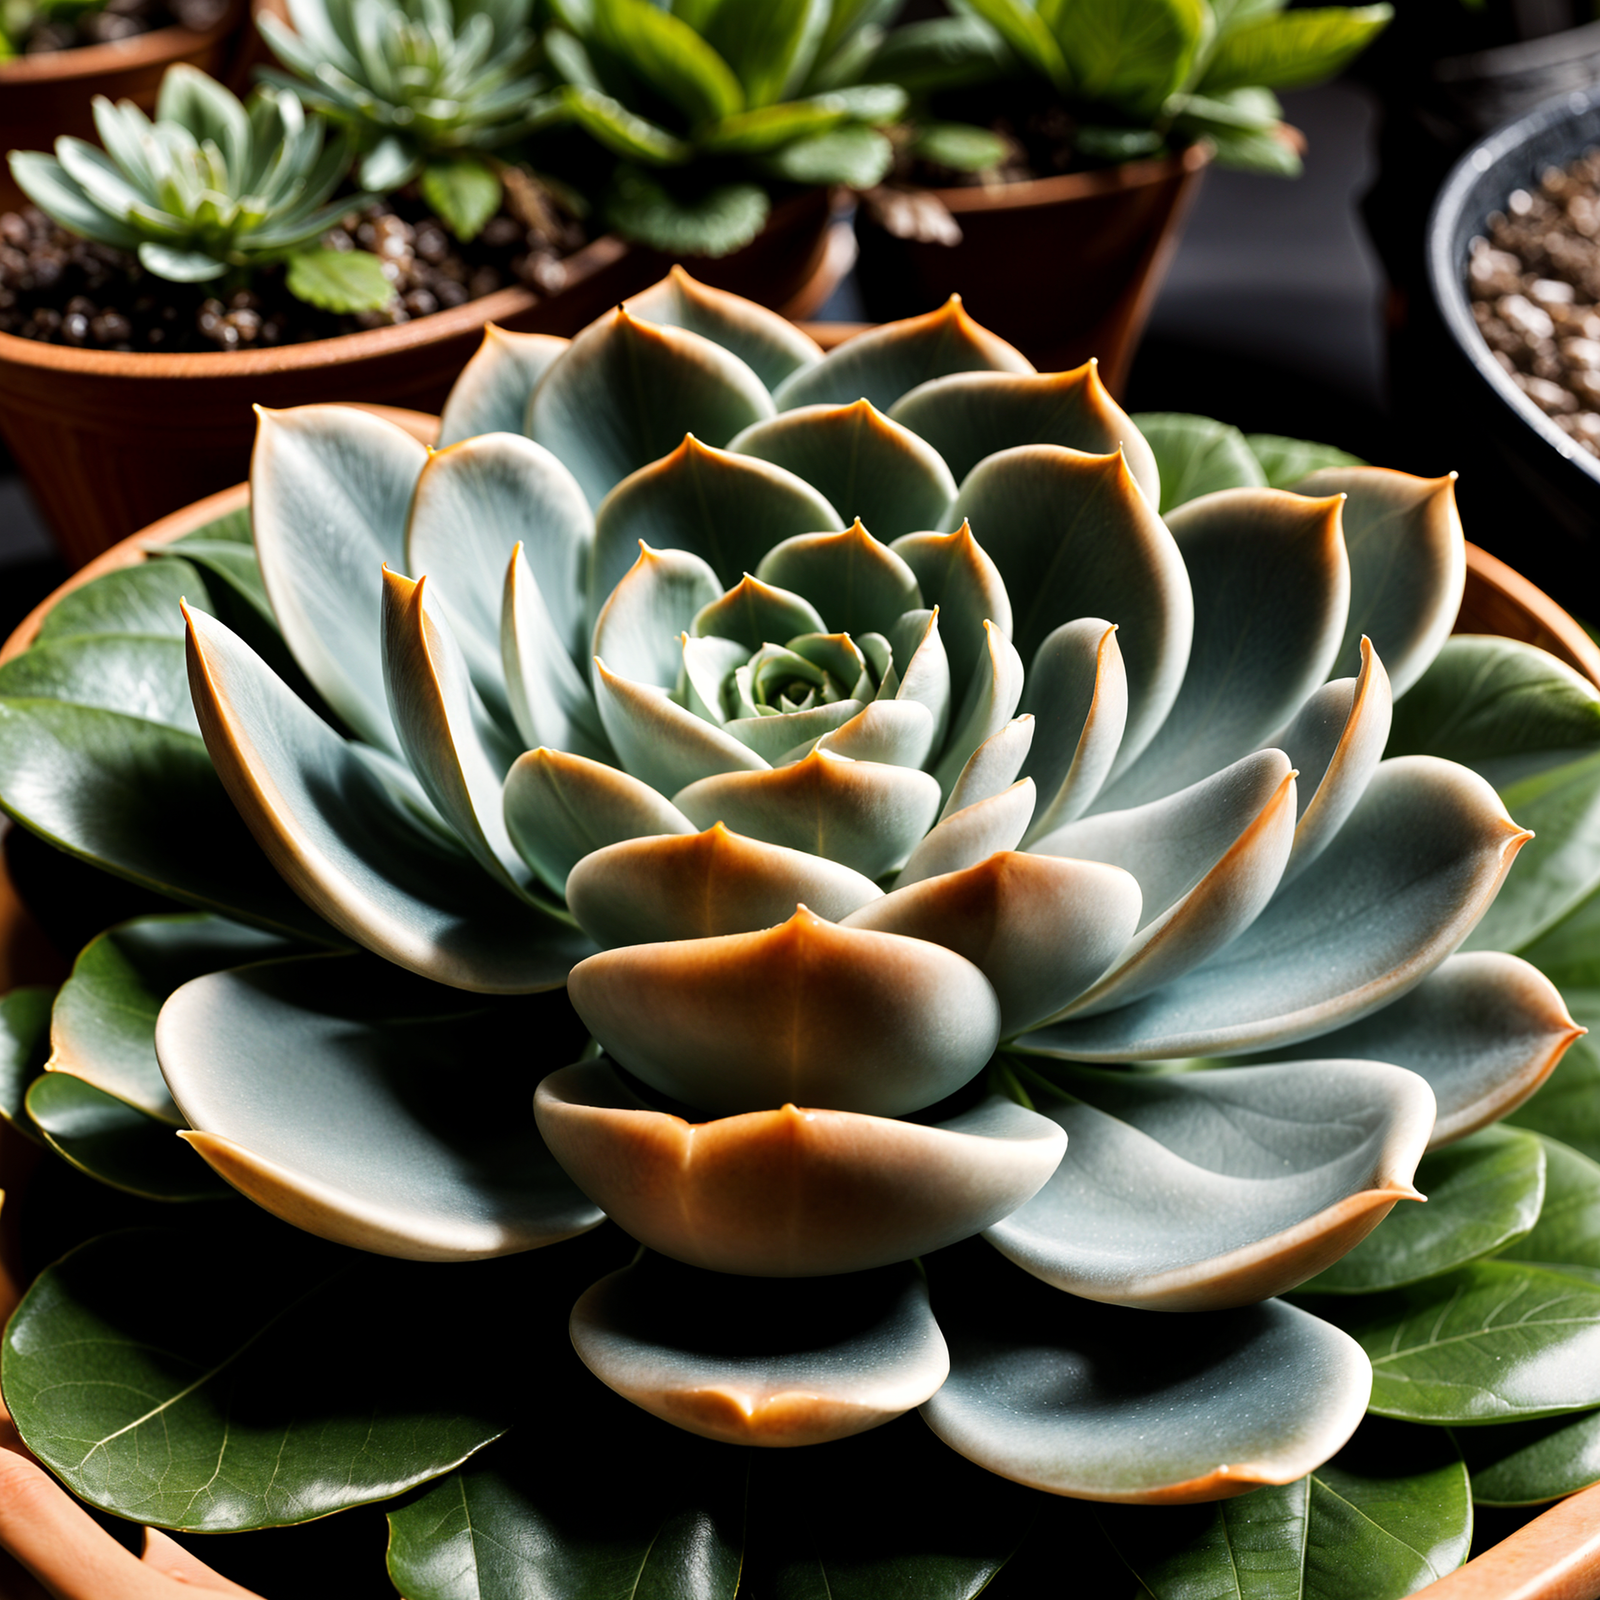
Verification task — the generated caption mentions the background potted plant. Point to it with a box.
[848,0,1392,387]
[5,278,1600,1598]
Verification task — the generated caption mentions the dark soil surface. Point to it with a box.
[0,182,587,353]
[1468,148,1600,460]
[5,0,225,53]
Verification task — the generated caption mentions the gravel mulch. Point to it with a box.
[1467,149,1600,460]
[0,180,586,354]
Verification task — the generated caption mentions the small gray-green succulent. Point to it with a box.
[6,65,394,311]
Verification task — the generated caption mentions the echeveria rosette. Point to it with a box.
[78,265,1565,1506]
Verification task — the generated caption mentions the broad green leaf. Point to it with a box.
[1247,431,1363,487]
[1499,1132,1600,1277]
[1,1222,623,1530]
[1202,123,1303,175]
[562,85,693,164]
[701,0,823,106]
[1312,1260,1600,1423]
[1299,1125,1546,1295]
[1131,411,1266,513]
[48,913,294,1123]
[593,0,745,124]
[0,634,196,736]
[912,120,1010,171]
[1041,0,1208,118]
[24,1072,231,1202]
[700,96,851,153]
[33,559,212,644]
[0,985,52,1144]
[760,124,893,187]
[1096,1417,1471,1600]
[285,246,396,313]
[171,504,252,545]
[606,166,770,256]
[1507,993,1600,1161]
[419,156,504,243]
[868,15,1015,94]
[0,698,338,945]
[955,0,1070,89]
[1199,4,1392,94]
[1459,1408,1600,1506]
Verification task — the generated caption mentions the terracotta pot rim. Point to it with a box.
[0,0,243,83]
[0,236,633,379]
[914,140,1211,215]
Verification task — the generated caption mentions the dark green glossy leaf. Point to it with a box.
[1507,991,1600,1159]
[1,1223,628,1531]
[1095,1417,1471,1599]
[1459,1407,1600,1505]
[605,166,769,256]
[0,984,52,1143]
[171,505,252,546]
[1041,0,1208,119]
[1198,3,1392,95]
[32,559,212,644]
[1298,1125,1545,1295]
[1129,411,1266,513]
[49,913,297,1122]
[1310,1260,1600,1423]
[23,1072,231,1201]
[0,634,197,735]
[0,698,338,944]
[760,124,893,187]
[1499,1132,1600,1277]
[1247,432,1363,487]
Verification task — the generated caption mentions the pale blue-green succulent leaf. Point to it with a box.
[623,266,823,392]
[535,1062,1064,1275]
[729,701,864,762]
[729,401,957,542]
[922,1248,1371,1502]
[1132,411,1267,514]
[1021,757,1528,1060]
[896,779,1036,889]
[948,447,1192,782]
[591,543,723,693]
[890,365,1160,508]
[437,326,570,447]
[1294,468,1464,698]
[251,404,428,753]
[47,913,296,1124]
[933,620,1026,796]
[1300,1125,1547,1296]
[8,150,144,249]
[890,522,1011,699]
[571,1255,948,1446]
[591,436,840,615]
[1102,487,1350,808]
[755,520,922,639]
[566,907,1002,1116]
[691,574,825,650]
[593,657,769,794]
[532,309,774,511]
[185,606,587,991]
[380,570,533,900]
[991,1059,1433,1311]
[0,635,198,737]
[407,432,594,687]
[1252,953,1580,1149]
[502,544,612,762]
[772,298,1033,413]
[673,748,941,879]
[157,955,604,1258]
[681,634,753,724]
[1019,619,1127,842]
[889,608,953,756]
[1270,636,1392,889]
[566,824,881,947]
[814,699,937,768]
[846,852,1141,1036]
[1318,1260,1600,1423]
[942,712,1033,818]
[502,746,696,897]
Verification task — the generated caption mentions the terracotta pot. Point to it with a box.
[851,143,1210,395]
[0,185,839,569]
[2,501,1597,1596]
[0,0,251,215]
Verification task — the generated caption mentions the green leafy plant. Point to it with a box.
[869,0,1394,178]
[257,0,558,241]
[5,64,394,312]
[532,0,910,254]
[0,0,102,58]
[4,277,1600,1597]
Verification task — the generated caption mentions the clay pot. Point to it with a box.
[0,0,251,214]
[0,185,839,569]
[852,143,1210,394]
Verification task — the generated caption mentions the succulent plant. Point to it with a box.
[529,0,909,255]
[6,276,1600,1595]
[257,0,556,241]
[869,0,1393,179]
[5,65,395,311]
